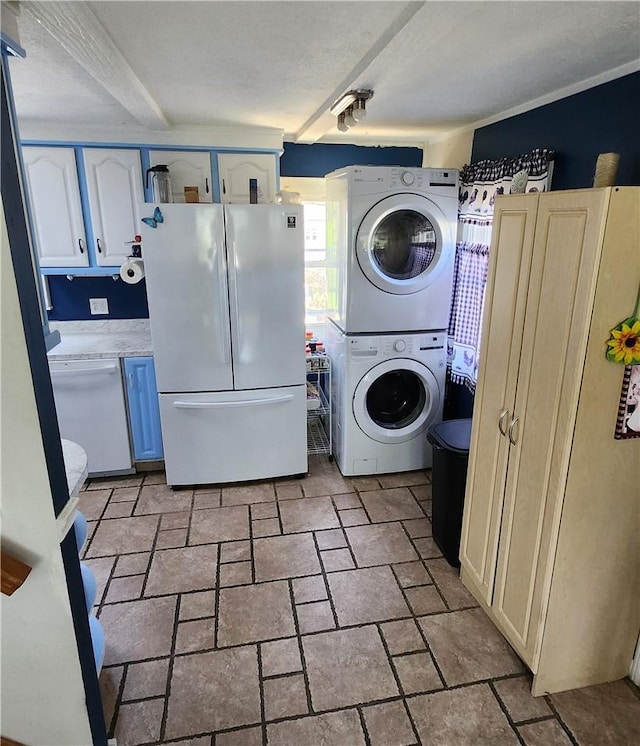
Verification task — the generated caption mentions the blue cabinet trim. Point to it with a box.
[74,147,100,267]
[124,357,163,460]
[21,139,282,155]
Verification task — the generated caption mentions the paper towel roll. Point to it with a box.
[120,258,145,284]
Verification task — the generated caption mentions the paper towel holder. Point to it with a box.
[124,234,143,258]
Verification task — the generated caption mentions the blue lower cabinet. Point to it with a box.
[124,356,163,460]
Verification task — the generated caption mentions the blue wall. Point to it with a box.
[472,72,640,189]
[280,142,423,177]
[447,71,640,421]
[47,276,149,321]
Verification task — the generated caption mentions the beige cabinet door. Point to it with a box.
[491,190,608,667]
[460,195,538,601]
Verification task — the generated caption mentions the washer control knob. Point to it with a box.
[401,171,415,186]
[393,339,407,353]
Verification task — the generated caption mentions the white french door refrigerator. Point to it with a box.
[141,203,307,485]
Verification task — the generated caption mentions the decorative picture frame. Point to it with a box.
[614,364,640,439]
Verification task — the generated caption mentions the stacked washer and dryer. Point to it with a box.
[325,165,458,476]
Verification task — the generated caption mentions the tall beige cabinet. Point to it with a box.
[460,187,640,696]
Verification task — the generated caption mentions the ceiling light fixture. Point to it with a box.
[331,89,373,130]
[343,106,357,128]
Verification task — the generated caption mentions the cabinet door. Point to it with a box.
[82,149,144,266]
[460,195,538,602]
[218,153,277,204]
[148,151,213,203]
[491,190,608,666]
[124,357,164,460]
[22,146,88,267]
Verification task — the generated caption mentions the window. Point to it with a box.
[280,177,332,327]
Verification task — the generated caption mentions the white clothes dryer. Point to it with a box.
[326,322,446,476]
[325,165,458,334]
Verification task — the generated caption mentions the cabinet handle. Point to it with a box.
[78,239,84,254]
[222,179,226,195]
[128,373,134,388]
[508,416,520,445]
[96,238,102,254]
[205,177,210,194]
[498,408,509,436]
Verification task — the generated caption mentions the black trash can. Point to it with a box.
[426,418,472,568]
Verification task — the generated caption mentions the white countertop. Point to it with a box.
[47,319,153,360]
[61,438,88,498]
[56,438,89,542]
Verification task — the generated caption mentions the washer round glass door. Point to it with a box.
[356,194,451,295]
[353,359,440,444]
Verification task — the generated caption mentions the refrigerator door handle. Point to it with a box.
[217,240,231,366]
[173,394,294,410]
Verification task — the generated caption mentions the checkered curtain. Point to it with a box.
[447,148,555,391]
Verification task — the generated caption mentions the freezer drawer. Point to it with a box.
[49,358,132,475]
[159,385,307,485]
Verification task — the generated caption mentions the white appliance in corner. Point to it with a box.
[140,203,307,486]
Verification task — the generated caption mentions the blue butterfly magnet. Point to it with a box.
[142,206,164,228]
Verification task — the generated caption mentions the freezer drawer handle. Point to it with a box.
[51,364,119,377]
[173,394,294,410]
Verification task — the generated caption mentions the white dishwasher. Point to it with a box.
[49,358,132,475]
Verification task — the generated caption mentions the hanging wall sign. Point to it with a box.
[614,365,640,439]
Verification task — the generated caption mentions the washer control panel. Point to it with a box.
[388,168,459,190]
[344,166,458,191]
[382,336,414,356]
[348,332,446,361]
[389,168,426,189]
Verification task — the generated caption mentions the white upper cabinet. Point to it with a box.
[82,148,145,266]
[148,151,213,203]
[22,146,89,267]
[218,153,277,204]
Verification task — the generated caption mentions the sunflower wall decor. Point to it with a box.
[606,288,640,365]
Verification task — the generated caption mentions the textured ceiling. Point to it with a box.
[7,0,640,144]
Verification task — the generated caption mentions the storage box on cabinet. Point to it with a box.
[459,188,640,696]
[124,357,163,461]
[22,146,144,271]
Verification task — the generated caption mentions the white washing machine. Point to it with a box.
[326,322,446,476]
[325,165,459,334]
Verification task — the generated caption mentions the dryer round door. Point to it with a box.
[353,359,441,444]
[356,193,452,295]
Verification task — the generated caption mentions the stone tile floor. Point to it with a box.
[79,456,640,746]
